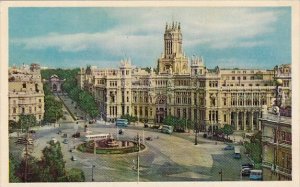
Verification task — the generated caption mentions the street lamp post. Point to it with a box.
[194,84,199,145]
[92,165,96,181]
[194,122,198,145]
[219,169,223,181]
[136,133,140,182]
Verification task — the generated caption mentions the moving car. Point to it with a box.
[51,137,57,143]
[63,139,68,144]
[224,145,234,150]
[116,119,129,127]
[161,125,173,134]
[71,156,77,161]
[72,132,80,138]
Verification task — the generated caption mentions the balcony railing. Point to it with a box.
[262,136,275,144]
[276,166,292,176]
[262,161,273,169]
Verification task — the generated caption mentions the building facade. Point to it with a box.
[78,22,291,132]
[8,63,45,122]
[260,105,292,180]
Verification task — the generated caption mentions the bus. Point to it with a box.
[249,170,263,180]
[116,119,129,127]
[161,125,173,134]
[82,133,110,142]
[234,146,241,159]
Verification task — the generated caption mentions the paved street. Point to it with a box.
[10,120,252,182]
[9,94,252,182]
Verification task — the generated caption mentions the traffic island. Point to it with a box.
[77,136,145,154]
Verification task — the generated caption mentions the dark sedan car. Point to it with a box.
[224,145,234,150]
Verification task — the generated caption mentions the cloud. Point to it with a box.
[213,58,272,69]
[10,8,286,68]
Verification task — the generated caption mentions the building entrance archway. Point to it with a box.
[155,95,167,124]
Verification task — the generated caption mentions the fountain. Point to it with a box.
[78,133,145,154]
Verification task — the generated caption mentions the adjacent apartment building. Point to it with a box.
[78,22,291,132]
[260,105,292,180]
[8,63,45,122]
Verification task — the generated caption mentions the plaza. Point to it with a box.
[9,94,252,182]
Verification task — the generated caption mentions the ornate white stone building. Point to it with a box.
[78,22,291,132]
[8,64,45,122]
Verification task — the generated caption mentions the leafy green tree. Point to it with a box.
[66,168,85,182]
[163,115,174,127]
[16,155,40,182]
[39,141,66,182]
[222,124,234,139]
[9,120,19,133]
[41,68,99,119]
[120,114,137,124]
[18,114,37,132]
[44,95,64,123]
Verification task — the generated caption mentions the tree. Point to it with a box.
[66,168,85,182]
[222,124,234,139]
[163,115,174,127]
[44,95,64,123]
[9,120,19,133]
[18,114,37,132]
[121,114,137,124]
[39,141,66,182]
[16,155,40,182]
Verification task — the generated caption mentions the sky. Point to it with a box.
[9,7,291,69]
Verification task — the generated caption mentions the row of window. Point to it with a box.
[133,106,152,117]
[175,80,190,86]
[109,81,118,87]
[11,106,42,114]
[11,98,42,104]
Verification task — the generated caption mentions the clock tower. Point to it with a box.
[157,22,189,75]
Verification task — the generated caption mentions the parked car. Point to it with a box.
[29,130,36,133]
[224,145,234,150]
[145,136,153,141]
[69,149,74,152]
[242,163,254,169]
[241,167,252,176]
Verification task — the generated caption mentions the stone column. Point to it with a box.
[236,112,239,130]
[257,112,261,130]
[250,111,254,131]
[243,112,246,131]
